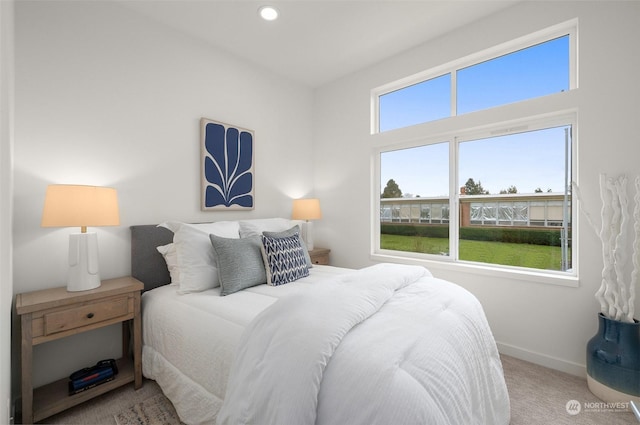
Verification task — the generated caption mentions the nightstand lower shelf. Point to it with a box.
[32,358,134,423]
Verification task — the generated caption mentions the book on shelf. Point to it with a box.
[69,375,115,395]
[68,368,115,395]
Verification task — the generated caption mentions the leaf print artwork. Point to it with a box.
[201,119,254,210]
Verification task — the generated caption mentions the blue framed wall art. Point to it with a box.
[201,118,255,210]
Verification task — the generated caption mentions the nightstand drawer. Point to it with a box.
[308,248,330,265]
[37,296,132,337]
[312,256,329,265]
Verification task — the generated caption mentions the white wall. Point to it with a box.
[13,0,315,387]
[314,1,640,375]
[1,0,14,421]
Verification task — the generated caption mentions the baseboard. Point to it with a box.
[497,341,586,378]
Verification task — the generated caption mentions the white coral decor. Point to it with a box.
[574,174,639,323]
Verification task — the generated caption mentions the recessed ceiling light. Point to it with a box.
[258,6,279,21]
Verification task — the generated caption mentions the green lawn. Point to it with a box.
[380,234,569,271]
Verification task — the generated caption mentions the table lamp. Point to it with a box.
[292,198,322,250]
[41,184,120,292]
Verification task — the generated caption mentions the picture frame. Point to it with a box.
[201,118,255,210]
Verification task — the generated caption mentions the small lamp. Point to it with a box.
[292,198,322,250]
[41,185,120,292]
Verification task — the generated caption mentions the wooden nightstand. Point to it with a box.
[309,248,331,265]
[16,276,144,424]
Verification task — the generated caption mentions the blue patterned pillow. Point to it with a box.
[262,225,313,268]
[260,233,310,286]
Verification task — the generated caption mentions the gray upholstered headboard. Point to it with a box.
[130,224,173,292]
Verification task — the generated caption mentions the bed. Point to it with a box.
[131,219,510,425]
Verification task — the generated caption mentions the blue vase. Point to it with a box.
[586,313,640,398]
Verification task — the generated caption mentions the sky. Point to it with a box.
[379,35,570,197]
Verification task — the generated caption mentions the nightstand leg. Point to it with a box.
[21,314,33,424]
[122,321,130,358]
[133,291,142,389]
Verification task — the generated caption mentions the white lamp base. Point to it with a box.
[67,232,101,292]
[305,221,314,251]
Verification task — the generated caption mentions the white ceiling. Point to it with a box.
[121,1,519,88]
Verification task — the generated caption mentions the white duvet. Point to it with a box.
[143,264,510,425]
[217,263,510,425]
[142,265,353,425]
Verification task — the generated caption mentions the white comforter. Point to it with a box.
[217,263,510,425]
[142,265,352,425]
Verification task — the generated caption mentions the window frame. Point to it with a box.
[370,19,578,134]
[372,112,578,286]
[370,20,579,287]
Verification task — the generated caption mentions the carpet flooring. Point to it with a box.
[113,393,182,425]
[502,355,636,424]
[38,355,638,424]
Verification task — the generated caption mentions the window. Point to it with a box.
[458,125,572,271]
[378,122,573,273]
[373,22,577,277]
[457,35,569,115]
[379,74,451,132]
[373,24,574,134]
[380,143,449,256]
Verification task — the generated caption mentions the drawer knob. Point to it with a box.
[87,312,95,319]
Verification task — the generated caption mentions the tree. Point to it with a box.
[382,179,402,198]
[499,185,518,194]
[464,178,489,195]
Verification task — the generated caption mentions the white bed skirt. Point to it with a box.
[143,345,220,425]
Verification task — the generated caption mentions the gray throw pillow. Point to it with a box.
[209,234,266,296]
[263,225,313,268]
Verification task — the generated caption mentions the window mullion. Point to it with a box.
[451,70,458,117]
[450,138,459,261]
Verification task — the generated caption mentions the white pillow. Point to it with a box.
[239,218,293,238]
[159,221,240,236]
[156,243,179,285]
[161,221,241,293]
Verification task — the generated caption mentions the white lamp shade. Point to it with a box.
[42,185,120,230]
[291,198,322,221]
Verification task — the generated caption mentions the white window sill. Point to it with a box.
[371,252,579,288]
